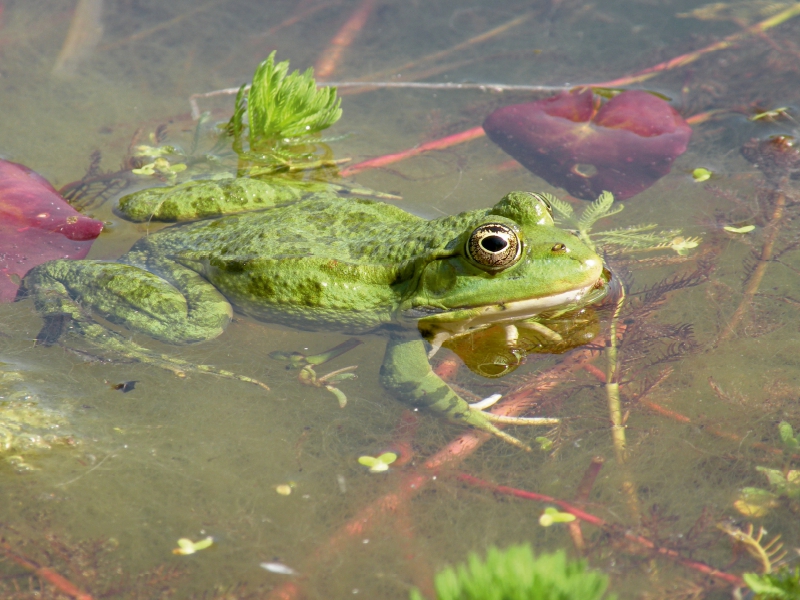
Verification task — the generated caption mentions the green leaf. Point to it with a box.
[545,194,575,222]
[692,167,712,182]
[723,224,755,234]
[578,191,619,232]
[358,456,378,467]
[377,452,398,465]
[539,507,577,526]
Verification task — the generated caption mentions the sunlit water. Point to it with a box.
[1,1,800,598]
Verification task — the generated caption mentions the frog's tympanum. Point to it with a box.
[22,179,608,448]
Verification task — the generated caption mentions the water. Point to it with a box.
[1,0,800,598]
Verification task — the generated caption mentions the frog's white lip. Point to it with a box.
[467,282,598,328]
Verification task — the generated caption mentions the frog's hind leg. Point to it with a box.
[21,259,269,390]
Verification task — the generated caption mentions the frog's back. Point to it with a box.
[145,193,461,264]
[127,193,473,332]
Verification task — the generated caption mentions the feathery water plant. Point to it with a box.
[545,191,700,255]
[744,567,800,599]
[228,51,342,155]
[409,545,613,600]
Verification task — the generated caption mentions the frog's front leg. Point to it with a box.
[380,335,558,451]
[21,259,267,389]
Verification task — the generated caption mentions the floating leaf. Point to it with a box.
[723,225,755,234]
[261,562,297,575]
[0,159,103,302]
[358,452,397,473]
[484,89,692,200]
[692,167,712,181]
[172,537,213,555]
[275,483,294,496]
[539,507,576,526]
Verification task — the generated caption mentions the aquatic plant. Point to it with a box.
[718,522,787,574]
[409,545,613,600]
[743,567,800,599]
[228,51,342,155]
[545,191,701,256]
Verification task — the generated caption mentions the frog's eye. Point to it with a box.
[467,223,522,271]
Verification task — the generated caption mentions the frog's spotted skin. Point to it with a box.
[23,179,608,448]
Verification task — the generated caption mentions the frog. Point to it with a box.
[21,177,609,449]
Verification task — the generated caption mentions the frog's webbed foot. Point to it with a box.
[466,393,559,451]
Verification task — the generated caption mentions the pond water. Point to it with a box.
[1,0,800,598]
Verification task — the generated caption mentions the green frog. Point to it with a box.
[22,178,608,449]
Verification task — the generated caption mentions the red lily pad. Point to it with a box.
[483,89,692,200]
[0,159,104,302]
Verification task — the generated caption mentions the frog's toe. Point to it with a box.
[466,393,559,450]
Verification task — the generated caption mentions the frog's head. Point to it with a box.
[401,191,609,342]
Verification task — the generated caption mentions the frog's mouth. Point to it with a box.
[411,269,611,356]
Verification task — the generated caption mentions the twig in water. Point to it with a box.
[315,0,376,79]
[52,0,104,78]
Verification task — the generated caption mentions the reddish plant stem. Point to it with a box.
[454,473,744,587]
[717,185,787,343]
[386,410,420,467]
[590,4,800,88]
[338,110,718,178]
[0,542,94,600]
[581,360,788,454]
[315,0,376,79]
[567,456,605,553]
[338,126,486,177]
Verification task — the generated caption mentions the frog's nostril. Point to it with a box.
[481,235,508,253]
[551,243,567,253]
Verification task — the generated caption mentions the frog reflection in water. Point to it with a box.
[22,180,608,449]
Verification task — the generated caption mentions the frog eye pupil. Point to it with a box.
[481,235,508,252]
[467,223,522,271]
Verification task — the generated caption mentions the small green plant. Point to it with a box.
[743,567,800,599]
[409,545,613,600]
[228,51,342,155]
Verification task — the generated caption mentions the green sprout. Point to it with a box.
[298,364,358,408]
[535,436,553,451]
[409,545,614,600]
[172,536,214,555]
[539,507,577,527]
[358,452,397,473]
[692,167,712,181]
[724,224,756,234]
[228,51,342,155]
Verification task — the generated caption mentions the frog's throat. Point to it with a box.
[413,271,609,356]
